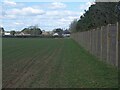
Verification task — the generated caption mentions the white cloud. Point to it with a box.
[14,22,23,25]
[50,2,66,9]
[46,10,80,17]
[57,16,79,25]
[0,4,3,19]
[5,7,45,16]
[2,2,87,31]
[3,9,81,31]
[59,18,68,22]
[3,0,17,6]
[4,15,16,19]
[67,16,79,20]
[22,7,45,15]
[79,1,95,11]
[0,15,3,19]
[86,1,95,8]
[0,22,3,27]
[0,15,2,20]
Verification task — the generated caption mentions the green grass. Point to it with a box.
[3,38,118,88]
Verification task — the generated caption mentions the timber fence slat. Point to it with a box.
[71,23,118,67]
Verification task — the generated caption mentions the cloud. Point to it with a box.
[0,3,3,19]
[5,7,45,16]
[3,2,88,31]
[0,22,3,27]
[21,7,45,16]
[0,9,2,19]
[86,1,95,8]
[14,22,23,25]
[3,0,17,6]
[79,1,95,11]
[0,15,3,19]
[56,16,79,26]
[3,9,81,31]
[4,15,16,19]
[50,2,66,9]
[46,10,80,17]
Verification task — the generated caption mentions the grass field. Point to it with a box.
[2,38,118,88]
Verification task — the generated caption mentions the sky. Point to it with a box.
[0,0,95,31]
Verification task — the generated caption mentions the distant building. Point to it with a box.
[20,32,31,36]
[62,30,71,37]
[15,32,31,36]
[14,32,21,36]
[4,32,11,36]
[42,31,53,36]
[42,32,49,36]
[53,33,59,37]
[62,33,70,37]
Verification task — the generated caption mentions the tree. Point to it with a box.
[63,29,71,34]
[33,28,42,35]
[21,25,42,36]
[69,19,78,33]
[53,28,63,36]
[75,2,118,32]
[0,27,5,36]
[22,28,31,34]
[115,1,120,20]
[10,31,16,36]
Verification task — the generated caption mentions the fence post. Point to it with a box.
[92,30,93,54]
[96,29,98,57]
[90,30,92,53]
[93,30,94,55]
[95,29,97,57]
[88,31,90,51]
[107,24,110,64]
[116,22,118,67]
[100,26,103,60]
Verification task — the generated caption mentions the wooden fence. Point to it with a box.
[71,23,118,67]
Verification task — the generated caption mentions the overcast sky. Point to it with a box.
[0,0,95,31]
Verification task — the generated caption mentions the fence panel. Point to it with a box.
[96,28,101,59]
[108,24,117,66]
[101,26,107,62]
[94,30,98,57]
[71,23,118,67]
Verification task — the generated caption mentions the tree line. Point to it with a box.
[21,25,42,36]
[69,2,120,33]
[0,25,42,36]
[0,25,70,36]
